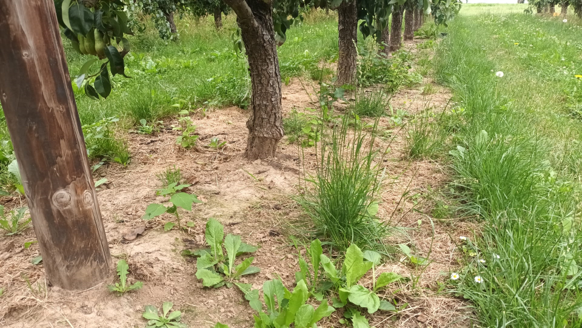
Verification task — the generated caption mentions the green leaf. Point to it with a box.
[233,257,254,279]
[375,272,402,290]
[94,178,107,188]
[31,256,42,265]
[104,45,125,76]
[352,311,371,328]
[143,305,159,320]
[61,0,73,30]
[79,58,98,76]
[69,3,94,35]
[142,204,167,220]
[309,239,323,285]
[206,218,224,259]
[278,280,309,326]
[241,266,260,276]
[84,84,100,100]
[24,240,37,249]
[196,253,218,270]
[162,302,173,317]
[367,201,379,216]
[378,300,396,311]
[94,67,111,99]
[320,254,340,284]
[195,269,224,287]
[170,193,198,211]
[167,310,181,321]
[344,244,373,288]
[263,279,286,315]
[310,300,335,325]
[214,324,229,328]
[237,242,258,256]
[224,234,242,273]
[298,258,311,284]
[116,259,130,288]
[344,285,380,313]
[164,222,175,231]
[294,304,315,328]
[8,160,21,183]
[235,283,263,312]
[363,250,382,266]
[399,244,412,258]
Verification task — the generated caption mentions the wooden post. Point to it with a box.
[0,0,111,290]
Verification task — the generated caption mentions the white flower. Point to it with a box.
[493,253,500,259]
[451,272,460,280]
[459,236,467,241]
[563,19,568,23]
[474,276,483,283]
[479,259,486,263]
[495,71,504,78]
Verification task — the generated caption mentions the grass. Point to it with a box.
[405,110,446,160]
[351,90,390,117]
[299,115,389,253]
[434,8,582,326]
[157,166,183,187]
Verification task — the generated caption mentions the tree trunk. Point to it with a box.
[404,8,414,41]
[550,4,555,13]
[0,0,111,290]
[413,8,420,31]
[390,7,403,52]
[561,2,568,15]
[165,11,177,34]
[543,4,549,13]
[537,6,542,13]
[214,7,223,30]
[380,23,390,57]
[337,0,358,86]
[225,0,284,159]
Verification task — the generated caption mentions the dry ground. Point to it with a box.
[0,41,477,328]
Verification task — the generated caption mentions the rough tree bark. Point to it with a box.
[0,0,111,290]
[404,8,414,41]
[165,11,177,34]
[337,0,358,85]
[223,0,284,159]
[390,7,403,52]
[561,1,569,15]
[550,4,556,13]
[380,23,390,57]
[413,8,420,31]
[214,7,223,30]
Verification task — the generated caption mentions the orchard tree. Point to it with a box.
[219,0,302,159]
[190,0,229,30]
[138,0,189,39]
[573,0,582,17]
[560,0,569,15]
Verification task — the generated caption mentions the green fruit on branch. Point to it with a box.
[94,29,106,59]
[84,30,97,56]
[78,34,87,55]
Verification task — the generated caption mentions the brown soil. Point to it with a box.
[0,39,477,328]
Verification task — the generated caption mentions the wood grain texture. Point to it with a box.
[0,0,111,290]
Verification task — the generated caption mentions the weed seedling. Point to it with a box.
[208,137,226,151]
[0,206,30,236]
[138,119,161,135]
[142,183,201,231]
[237,279,335,327]
[156,166,183,187]
[143,302,186,328]
[186,218,260,288]
[108,259,143,295]
[174,111,198,149]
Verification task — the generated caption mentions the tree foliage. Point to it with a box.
[55,0,133,99]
